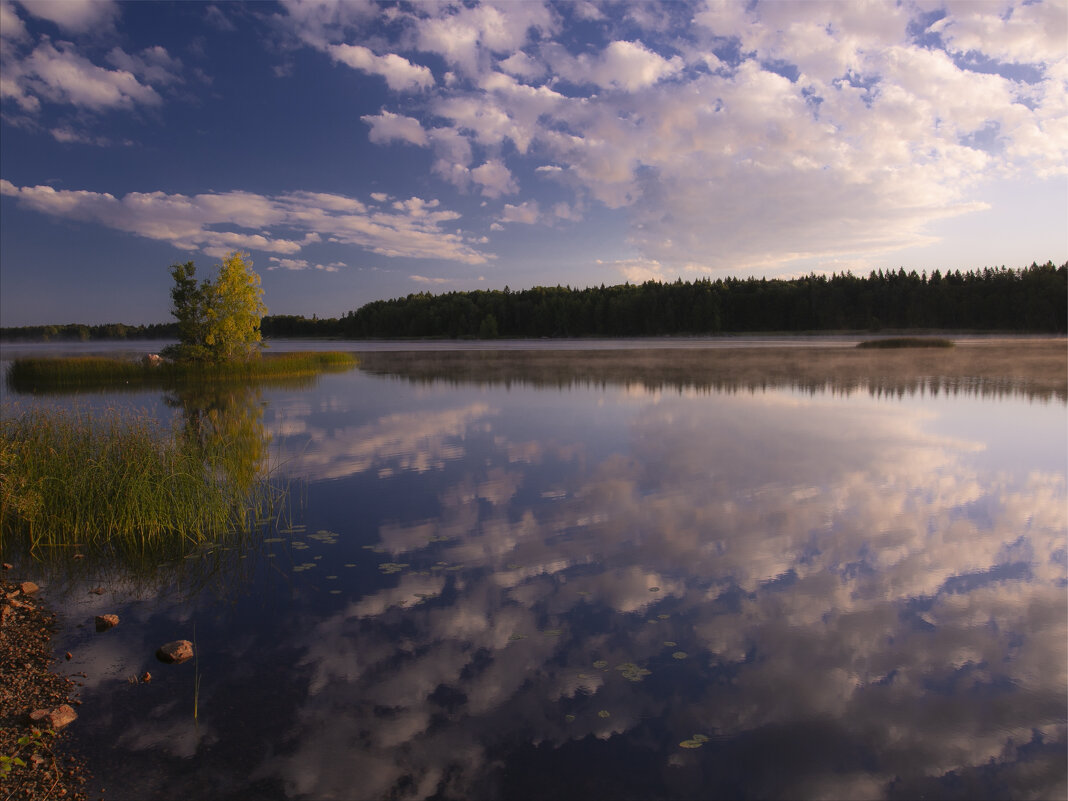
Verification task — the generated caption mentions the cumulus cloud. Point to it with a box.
[328,44,434,91]
[470,158,517,197]
[362,109,428,146]
[270,0,1067,273]
[498,200,539,224]
[17,0,119,34]
[0,179,491,264]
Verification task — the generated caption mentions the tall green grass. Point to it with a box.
[0,405,274,553]
[6,351,357,392]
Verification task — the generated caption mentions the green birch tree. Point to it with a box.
[163,252,267,363]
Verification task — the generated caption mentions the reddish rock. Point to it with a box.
[88,587,104,595]
[141,672,152,683]
[48,705,78,730]
[2,562,12,570]
[156,640,194,664]
[94,614,119,632]
[65,652,73,660]
[20,581,39,595]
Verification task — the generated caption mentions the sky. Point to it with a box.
[0,0,1065,326]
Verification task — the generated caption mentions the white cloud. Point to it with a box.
[0,180,492,264]
[361,109,428,146]
[470,159,517,198]
[559,39,683,92]
[412,1,556,76]
[15,38,162,111]
[17,0,118,34]
[328,44,433,91]
[499,200,539,224]
[105,45,183,87]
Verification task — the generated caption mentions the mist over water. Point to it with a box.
[5,342,1065,800]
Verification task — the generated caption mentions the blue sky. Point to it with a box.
[1,0,1065,326]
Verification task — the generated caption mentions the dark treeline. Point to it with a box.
[341,262,1066,338]
[0,321,178,342]
[4,262,1065,342]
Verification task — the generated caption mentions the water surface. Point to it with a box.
[4,342,1065,800]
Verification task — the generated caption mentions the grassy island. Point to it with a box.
[5,351,357,392]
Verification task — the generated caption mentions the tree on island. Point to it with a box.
[162,251,267,363]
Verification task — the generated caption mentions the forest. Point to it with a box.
[2,262,1065,342]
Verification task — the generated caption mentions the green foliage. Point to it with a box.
[164,252,267,363]
[337,261,1067,338]
[5,352,357,392]
[0,728,54,777]
[0,400,274,553]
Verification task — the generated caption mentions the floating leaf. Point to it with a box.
[615,662,652,682]
[378,563,409,574]
[329,589,341,595]
[577,673,589,679]
[597,710,610,719]
[508,633,527,641]
[664,641,677,647]
[506,563,521,570]
[565,714,576,723]
[679,739,704,749]
[649,586,660,592]
[657,614,670,619]
[291,542,309,550]
[592,660,608,669]
[692,734,709,743]
[326,575,338,580]
[344,563,356,568]
[543,629,563,637]
[262,537,285,544]
[672,651,688,660]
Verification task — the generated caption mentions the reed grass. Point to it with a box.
[0,405,273,553]
[6,351,357,392]
[856,337,954,349]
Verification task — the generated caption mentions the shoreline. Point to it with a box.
[1,568,89,801]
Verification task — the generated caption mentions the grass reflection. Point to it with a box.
[356,340,1067,402]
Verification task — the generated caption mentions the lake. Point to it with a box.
[2,339,1065,800]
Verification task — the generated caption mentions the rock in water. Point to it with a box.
[94,614,119,632]
[156,640,194,664]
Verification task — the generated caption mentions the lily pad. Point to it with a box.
[672,651,688,660]
[657,614,670,620]
[508,633,527,641]
[679,739,704,749]
[565,714,576,723]
[592,660,608,669]
[597,710,610,719]
[615,662,652,682]
[543,629,563,637]
[378,562,409,574]
[664,641,677,647]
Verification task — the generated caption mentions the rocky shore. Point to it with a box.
[1,570,89,800]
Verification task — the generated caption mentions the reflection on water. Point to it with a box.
[11,345,1066,800]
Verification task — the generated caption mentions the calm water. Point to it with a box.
[3,342,1066,800]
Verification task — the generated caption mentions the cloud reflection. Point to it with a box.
[261,378,1065,799]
